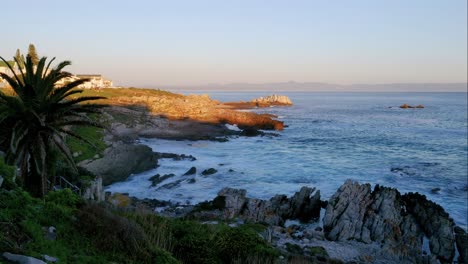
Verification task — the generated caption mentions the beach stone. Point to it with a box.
[2,252,46,264]
[183,167,197,175]
[201,168,217,176]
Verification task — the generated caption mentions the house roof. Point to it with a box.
[0,61,15,68]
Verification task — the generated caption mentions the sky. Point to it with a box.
[1,0,467,87]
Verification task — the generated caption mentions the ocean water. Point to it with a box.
[107,92,468,229]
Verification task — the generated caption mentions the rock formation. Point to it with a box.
[251,94,293,106]
[82,177,104,201]
[193,186,321,226]
[323,180,457,263]
[79,142,158,185]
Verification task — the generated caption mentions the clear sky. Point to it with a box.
[1,0,467,87]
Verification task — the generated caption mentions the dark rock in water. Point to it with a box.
[187,178,196,184]
[240,127,264,137]
[183,167,197,176]
[402,192,455,263]
[454,226,468,264]
[194,186,321,226]
[228,169,235,172]
[431,187,441,194]
[156,152,196,161]
[201,168,218,176]
[158,179,183,190]
[149,174,175,187]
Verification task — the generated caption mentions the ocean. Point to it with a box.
[106,92,468,229]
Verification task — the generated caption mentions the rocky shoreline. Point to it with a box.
[108,180,467,264]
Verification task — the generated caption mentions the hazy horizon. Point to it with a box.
[2,0,467,89]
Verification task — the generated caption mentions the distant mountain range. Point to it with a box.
[150,82,467,92]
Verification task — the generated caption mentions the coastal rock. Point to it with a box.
[183,167,197,175]
[251,94,293,106]
[200,186,321,226]
[2,252,47,264]
[149,174,175,187]
[454,226,468,263]
[158,179,183,190]
[82,177,104,201]
[79,142,158,185]
[402,192,455,263]
[201,168,218,176]
[399,104,425,109]
[323,180,457,263]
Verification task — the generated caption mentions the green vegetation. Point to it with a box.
[0,182,279,263]
[66,124,106,162]
[0,54,105,197]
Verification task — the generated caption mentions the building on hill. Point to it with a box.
[0,61,16,88]
[76,74,113,89]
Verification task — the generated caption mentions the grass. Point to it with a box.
[66,125,107,162]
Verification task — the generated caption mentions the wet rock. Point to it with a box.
[183,167,197,175]
[2,252,47,264]
[454,226,468,264]
[149,174,175,186]
[158,179,183,190]
[201,168,218,176]
[240,128,264,137]
[430,187,441,194]
[187,178,196,184]
[402,192,455,263]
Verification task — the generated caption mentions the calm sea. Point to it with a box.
[107,92,468,229]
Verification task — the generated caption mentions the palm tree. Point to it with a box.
[0,55,106,197]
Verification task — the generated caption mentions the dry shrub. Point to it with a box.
[75,203,151,260]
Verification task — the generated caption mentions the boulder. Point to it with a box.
[2,252,47,264]
[183,167,197,176]
[149,174,175,187]
[79,142,158,185]
[201,168,218,176]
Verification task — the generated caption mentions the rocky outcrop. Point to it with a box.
[454,226,468,263]
[82,177,104,201]
[402,192,455,263]
[79,142,158,185]
[201,168,217,176]
[400,104,425,109]
[183,167,196,175]
[323,180,457,263]
[193,186,321,226]
[251,94,293,106]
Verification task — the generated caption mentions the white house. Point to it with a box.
[76,74,113,89]
[0,61,16,87]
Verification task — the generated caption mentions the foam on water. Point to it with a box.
[106,92,468,229]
